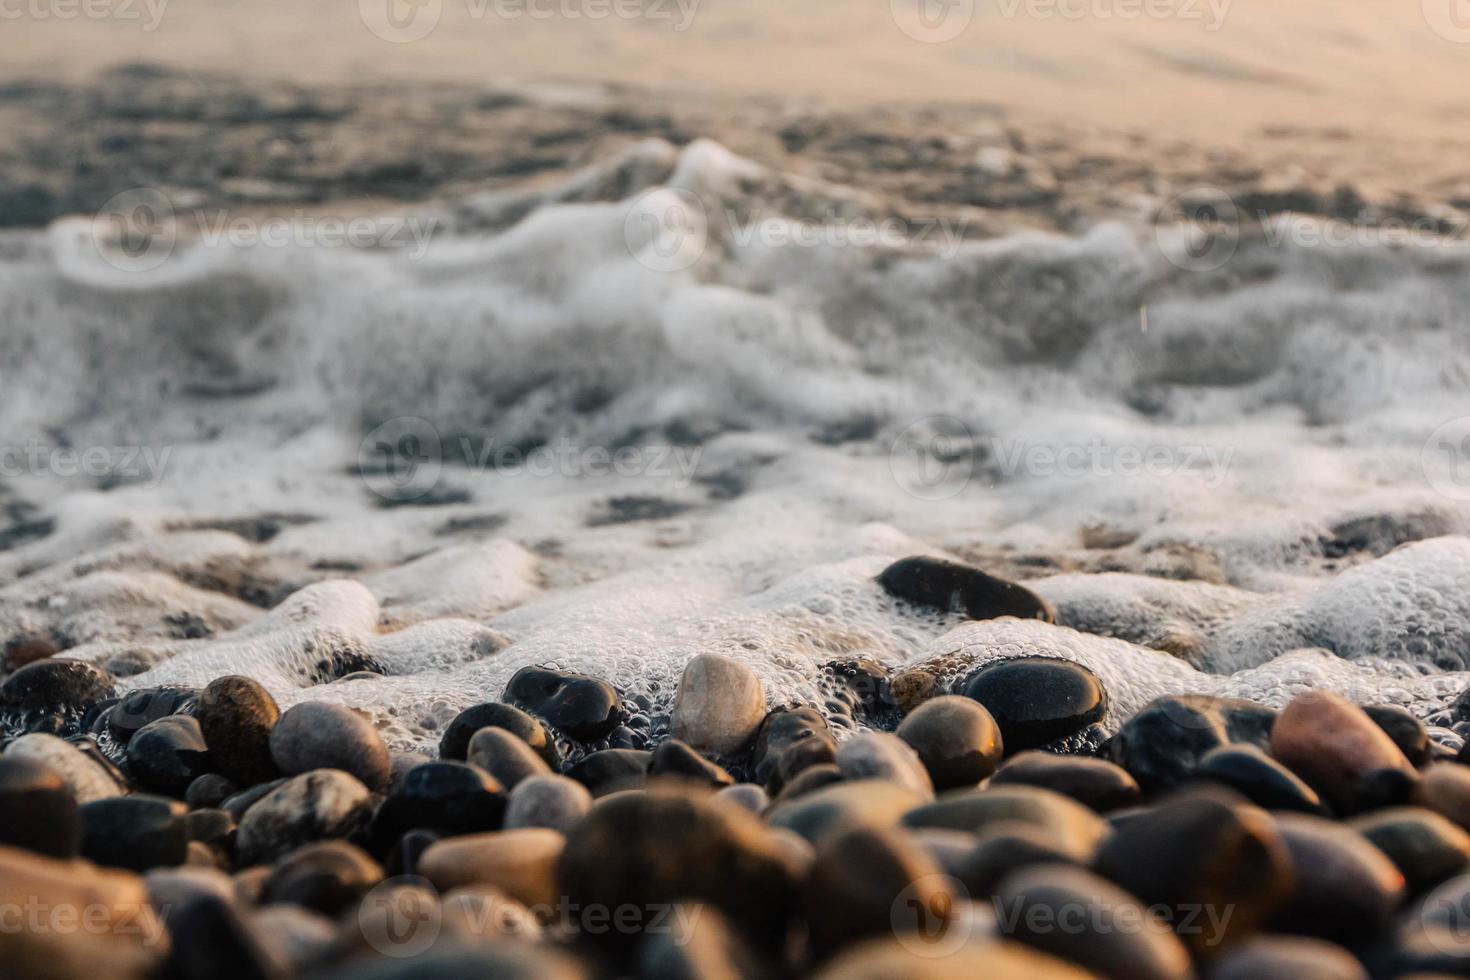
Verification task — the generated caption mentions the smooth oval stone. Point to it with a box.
[897,696,1003,790]
[196,676,281,788]
[566,749,650,798]
[222,776,288,820]
[108,687,197,743]
[421,828,564,909]
[370,761,506,853]
[670,655,766,757]
[237,769,374,865]
[1364,704,1431,768]
[5,732,125,802]
[836,733,934,799]
[309,946,589,980]
[770,734,839,797]
[637,905,767,980]
[773,763,844,804]
[468,727,554,790]
[127,715,211,798]
[1349,806,1470,894]
[954,822,1083,896]
[877,556,1054,622]
[144,865,235,927]
[751,707,830,786]
[558,785,799,951]
[1412,762,1470,833]
[890,670,939,716]
[0,754,81,857]
[1107,694,1276,793]
[81,794,189,871]
[910,827,980,878]
[989,751,1141,812]
[440,885,542,945]
[184,807,236,851]
[261,839,384,915]
[805,825,950,958]
[0,659,116,714]
[1194,744,1325,814]
[902,786,1109,859]
[768,780,926,845]
[505,667,622,742]
[389,751,433,791]
[185,773,240,810]
[1271,692,1414,813]
[959,658,1106,753]
[648,738,734,788]
[270,701,391,792]
[997,865,1193,980]
[715,783,769,816]
[251,905,338,974]
[505,774,593,834]
[1271,812,1407,942]
[439,702,559,767]
[385,828,439,879]
[162,894,290,980]
[1094,788,1293,953]
[1208,936,1367,980]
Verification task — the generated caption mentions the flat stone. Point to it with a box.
[504,774,592,834]
[989,751,1140,812]
[237,769,374,865]
[81,795,189,872]
[1271,692,1414,813]
[1349,805,1470,894]
[0,754,80,857]
[1193,744,1325,814]
[505,667,622,742]
[1271,812,1406,942]
[261,839,384,915]
[896,695,1003,789]
[467,727,554,790]
[270,701,391,792]
[439,701,559,767]
[959,658,1106,753]
[370,761,506,854]
[421,828,564,909]
[670,655,766,757]
[835,733,934,799]
[196,676,281,788]
[127,715,211,798]
[877,556,1055,622]
[5,732,125,802]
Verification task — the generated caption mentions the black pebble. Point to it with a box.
[1194,745,1326,814]
[1365,705,1431,768]
[751,707,830,787]
[438,701,559,767]
[187,773,241,810]
[163,894,288,980]
[370,762,506,854]
[261,839,384,916]
[648,739,733,787]
[0,755,81,858]
[385,828,439,879]
[184,808,237,852]
[0,660,116,733]
[127,715,212,798]
[960,658,1107,753]
[567,749,651,798]
[196,676,281,788]
[108,686,197,743]
[1106,694,1276,793]
[80,794,188,871]
[877,556,1054,621]
[504,667,622,742]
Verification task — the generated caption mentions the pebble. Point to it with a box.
[1094,788,1293,952]
[751,707,830,786]
[1348,805,1470,893]
[1193,744,1326,814]
[648,738,735,787]
[773,763,843,803]
[6,732,125,802]
[184,807,236,851]
[441,885,542,945]
[107,687,197,743]
[269,701,391,792]
[670,654,766,757]
[954,823,1083,896]
[1107,694,1276,792]
[996,865,1193,980]
[877,556,1055,621]
[389,751,433,790]
[903,785,1110,859]
[0,754,80,857]
[237,769,375,865]
[80,794,189,872]
[896,695,1003,789]
[768,780,926,845]
[196,675,281,788]
[714,783,769,816]
[989,751,1141,812]
[261,839,384,915]
[222,776,287,819]
[889,670,939,715]
[505,667,622,742]
[385,827,438,878]
[309,945,590,980]
[805,825,950,958]
[504,774,593,833]
[1412,762,1470,833]
[1271,691,1414,812]
[1363,704,1431,767]
[1271,813,1406,942]
[566,748,650,797]
[370,761,506,853]
[144,865,235,926]
[770,734,838,796]
[959,658,1106,753]
[0,659,116,716]
[251,905,338,973]
[637,906,766,980]
[439,701,560,767]
[162,894,290,980]
[468,726,555,789]
[420,828,564,908]
[185,772,240,810]
[126,715,211,798]
[1209,936,1368,980]
[909,827,979,877]
[813,937,1094,980]
[558,786,799,951]
[836,733,934,799]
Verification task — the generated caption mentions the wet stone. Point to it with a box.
[261,839,384,916]
[504,774,593,834]
[566,749,650,798]
[1271,691,1414,813]
[81,794,189,872]
[466,726,554,790]
[0,660,116,735]
[108,687,197,743]
[5,732,126,803]
[439,701,560,768]
[896,695,1003,790]
[1107,694,1276,793]
[1349,805,1470,894]
[186,773,240,810]
[1193,744,1325,814]
[648,738,735,788]
[237,769,375,866]
[670,655,766,758]
[0,754,81,858]
[370,761,506,854]
[959,658,1106,754]
[505,667,622,743]
[196,675,281,788]
[877,556,1055,622]
[1364,704,1431,768]
[1271,813,1406,943]
[270,701,391,792]
[126,715,211,798]
[989,751,1141,812]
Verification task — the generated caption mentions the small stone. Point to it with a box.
[10,737,124,811]
[162,894,289,980]
[1271,692,1415,812]
[385,827,439,878]
[889,670,938,715]
[222,777,288,819]
[505,667,622,742]
[751,707,830,786]
[184,808,236,851]
[954,823,1083,896]
[812,937,1094,980]
[467,727,553,790]
[1364,705,1431,767]
[988,751,1139,812]
[835,733,934,799]
[1209,936,1368,980]
[270,701,391,793]
[370,761,506,853]
[997,865,1193,980]
[421,828,564,909]
[251,905,338,974]
[107,687,196,743]
[714,783,768,816]
[1349,806,1470,893]
[877,556,1054,621]
[909,827,978,877]
[196,676,280,788]
[1107,694,1276,792]
[1271,813,1406,942]
[186,773,240,810]
[637,905,767,980]
[0,755,80,858]
[557,785,799,951]
[237,769,374,865]
[1094,788,1293,953]
[648,738,734,787]
[145,866,234,930]
[505,774,593,834]
[671,655,766,757]
[902,785,1109,859]
[1413,762,1470,832]
[0,659,116,719]
[896,695,1003,790]
[959,658,1106,753]
[441,885,542,945]
[770,734,838,796]
[81,795,189,871]
[805,825,950,958]
[1193,744,1325,814]
[439,701,559,767]
[261,839,384,915]
[309,946,589,980]
[566,749,650,798]
[389,751,432,790]
[773,763,843,803]
[768,780,926,845]
[127,715,211,798]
